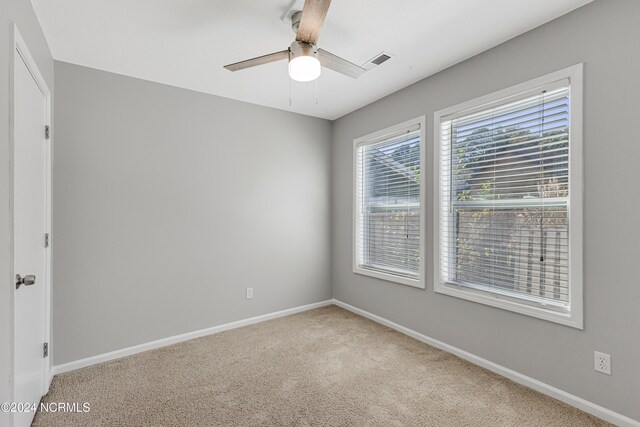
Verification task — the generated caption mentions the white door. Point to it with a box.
[13,40,49,427]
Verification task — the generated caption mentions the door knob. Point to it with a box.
[16,274,36,289]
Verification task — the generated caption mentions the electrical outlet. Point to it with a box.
[246,287,253,300]
[594,351,611,375]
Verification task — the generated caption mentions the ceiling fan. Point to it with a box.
[223,0,366,82]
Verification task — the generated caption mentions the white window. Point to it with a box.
[354,117,426,288]
[434,65,583,328]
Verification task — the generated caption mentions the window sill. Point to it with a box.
[354,266,425,289]
[434,281,582,329]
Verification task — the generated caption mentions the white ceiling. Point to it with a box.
[32,0,592,120]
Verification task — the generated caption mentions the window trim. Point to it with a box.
[353,116,427,289]
[433,64,583,328]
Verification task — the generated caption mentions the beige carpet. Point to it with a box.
[34,305,608,426]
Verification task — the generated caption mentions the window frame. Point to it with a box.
[433,64,583,328]
[353,116,427,289]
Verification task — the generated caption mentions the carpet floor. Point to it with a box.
[34,305,608,426]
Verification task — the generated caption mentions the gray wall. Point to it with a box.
[332,0,640,420]
[53,62,332,365]
[0,0,53,422]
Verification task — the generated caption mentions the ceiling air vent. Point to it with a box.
[371,54,391,65]
[363,52,393,71]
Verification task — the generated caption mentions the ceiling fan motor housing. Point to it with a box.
[289,40,318,59]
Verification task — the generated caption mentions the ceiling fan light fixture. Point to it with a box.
[289,55,321,82]
[288,41,321,82]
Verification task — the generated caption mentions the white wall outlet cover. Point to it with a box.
[594,351,611,375]
[246,288,254,300]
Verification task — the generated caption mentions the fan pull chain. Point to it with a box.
[288,76,292,107]
[315,79,318,105]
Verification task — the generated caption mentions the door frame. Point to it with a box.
[8,22,53,409]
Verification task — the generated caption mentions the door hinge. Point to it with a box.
[45,125,50,140]
[44,233,50,248]
[43,342,48,358]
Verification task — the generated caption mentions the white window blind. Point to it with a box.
[354,121,423,286]
[439,81,572,311]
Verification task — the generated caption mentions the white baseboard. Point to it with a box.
[52,300,333,376]
[332,299,639,427]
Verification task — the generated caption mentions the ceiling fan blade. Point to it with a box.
[296,0,331,45]
[317,49,366,78]
[224,50,289,72]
